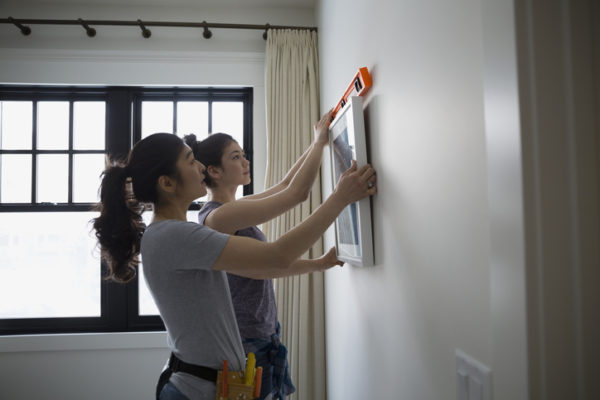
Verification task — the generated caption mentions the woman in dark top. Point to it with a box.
[183,111,364,399]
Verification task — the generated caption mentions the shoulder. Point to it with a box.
[145,219,219,241]
[146,219,200,232]
[142,220,230,270]
[198,201,222,224]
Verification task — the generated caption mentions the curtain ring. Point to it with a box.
[137,19,151,38]
[263,23,270,40]
[8,17,31,36]
[78,18,96,37]
[202,21,212,39]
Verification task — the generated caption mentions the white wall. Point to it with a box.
[0,2,314,399]
[480,0,529,398]
[317,1,492,399]
[318,0,600,399]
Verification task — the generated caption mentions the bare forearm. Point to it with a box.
[280,144,312,186]
[279,259,323,277]
[241,141,314,201]
[207,187,299,234]
[237,259,323,279]
[271,194,345,265]
[286,142,326,200]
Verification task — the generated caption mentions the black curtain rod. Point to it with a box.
[1,17,317,39]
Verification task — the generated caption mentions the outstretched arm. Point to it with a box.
[212,162,377,278]
[205,110,334,234]
[244,109,332,201]
[228,247,343,279]
[242,143,311,201]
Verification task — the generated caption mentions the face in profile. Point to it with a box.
[175,145,207,200]
[215,141,251,187]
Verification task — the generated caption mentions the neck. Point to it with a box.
[152,199,189,222]
[208,184,238,204]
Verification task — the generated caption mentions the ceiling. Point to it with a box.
[10,0,316,8]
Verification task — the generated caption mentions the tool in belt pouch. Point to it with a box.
[217,353,263,400]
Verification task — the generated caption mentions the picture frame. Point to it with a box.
[329,96,374,267]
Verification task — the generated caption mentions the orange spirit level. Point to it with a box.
[331,67,373,120]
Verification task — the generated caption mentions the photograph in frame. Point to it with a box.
[329,96,374,267]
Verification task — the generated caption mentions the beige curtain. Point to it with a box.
[263,29,326,400]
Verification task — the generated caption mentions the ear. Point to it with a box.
[206,165,222,182]
[157,175,177,194]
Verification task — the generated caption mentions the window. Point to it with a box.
[0,86,253,334]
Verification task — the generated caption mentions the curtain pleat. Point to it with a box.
[264,29,325,400]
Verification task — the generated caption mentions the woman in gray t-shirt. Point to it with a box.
[93,133,376,400]
[184,110,340,399]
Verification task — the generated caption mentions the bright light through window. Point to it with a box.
[74,102,105,150]
[0,212,101,318]
[177,102,209,139]
[73,154,105,203]
[212,102,243,145]
[1,101,32,149]
[37,155,69,203]
[37,102,69,150]
[0,155,31,203]
[142,102,173,138]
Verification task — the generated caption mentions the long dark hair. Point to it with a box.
[183,133,234,187]
[93,133,185,283]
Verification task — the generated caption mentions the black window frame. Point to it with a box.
[0,85,253,335]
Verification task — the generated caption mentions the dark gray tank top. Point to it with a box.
[198,201,278,339]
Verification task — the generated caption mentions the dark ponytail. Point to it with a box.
[93,163,144,283]
[93,133,185,283]
[183,132,234,187]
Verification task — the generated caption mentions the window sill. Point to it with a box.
[0,331,168,353]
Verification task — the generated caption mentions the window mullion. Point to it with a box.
[31,101,37,203]
[209,100,214,134]
[173,101,177,134]
[106,88,133,159]
[68,100,74,204]
[103,88,134,332]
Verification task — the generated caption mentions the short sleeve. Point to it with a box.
[176,221,230,270]
[142,220,230,272]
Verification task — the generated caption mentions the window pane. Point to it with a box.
[37,101,69,150]
[212,102,243,144]
[73,154,105,203]
[142,101,173,139]
[138,210,199,316]
[0,212,100,318]
[0,155,31,203]
[37,155,68,203]
[74,101,105,150]
[177,102,209,139]
[1,101,32,149]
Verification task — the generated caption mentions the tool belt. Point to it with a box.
[155,352,218,399]
[155,352,262,400]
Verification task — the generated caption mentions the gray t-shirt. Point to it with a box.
[141,219,245,400]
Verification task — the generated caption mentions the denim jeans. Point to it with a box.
[159,381,189,400]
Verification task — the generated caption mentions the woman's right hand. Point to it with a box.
[332,160,377,205]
